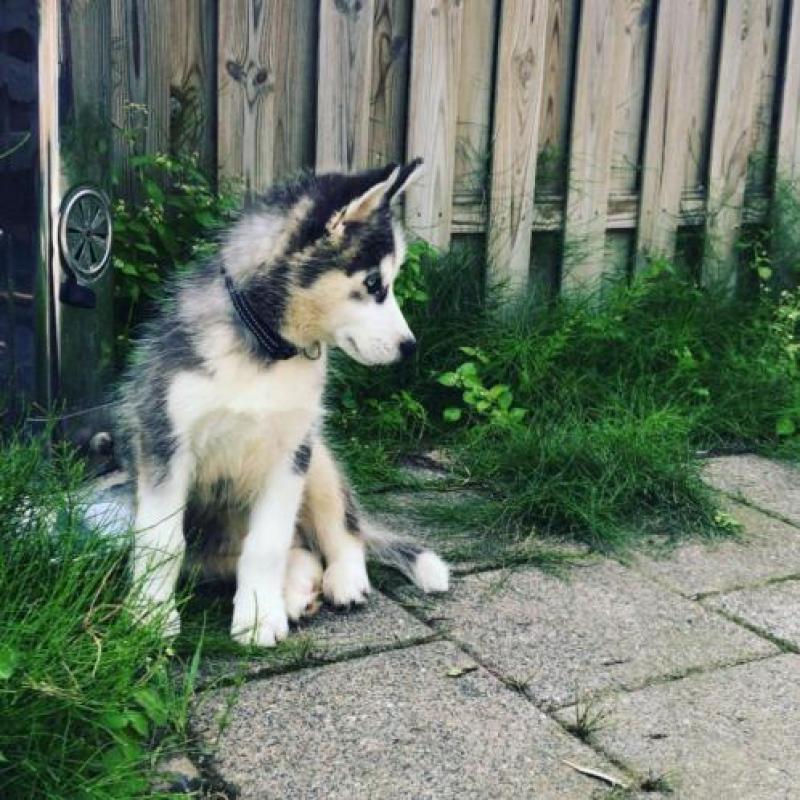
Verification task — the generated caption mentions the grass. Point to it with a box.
[0,433,200,799]
[329,232,800,562]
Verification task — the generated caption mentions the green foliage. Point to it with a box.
[0,433,198,798]
[330,238,800,557]
[393,240,434,308]
[112,152,239,352]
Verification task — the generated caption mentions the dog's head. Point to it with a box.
[268,160,424,366]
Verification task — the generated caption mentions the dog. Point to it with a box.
[116,159,449,647]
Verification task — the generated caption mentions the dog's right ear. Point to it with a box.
[385,157,424,204]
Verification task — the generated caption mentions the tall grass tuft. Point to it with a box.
[0,433,196,799]
[330,241,800,557]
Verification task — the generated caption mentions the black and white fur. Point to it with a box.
[117,160,449,646]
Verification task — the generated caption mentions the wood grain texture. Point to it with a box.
[317,0,374,172]
[778,0,800,180]
[487,0,550,293]
[562,1,631,293]
[453,0,498,204]
[636,0,708,264]
[369,0,412,167]
[169,0,216,175]
[746,0,786,193]
[704,0,768,287]
[218,0,316,195]
[405,0,464,248]
[111,0,172,198]
[537,0,579,196]
[608,0,651,194]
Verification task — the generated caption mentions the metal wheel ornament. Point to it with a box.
[58,186,113,282]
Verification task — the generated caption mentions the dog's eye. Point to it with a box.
[364,272,381,294]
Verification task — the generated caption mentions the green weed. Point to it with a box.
[0,433,198,798]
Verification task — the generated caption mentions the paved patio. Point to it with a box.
[187,455,800,799]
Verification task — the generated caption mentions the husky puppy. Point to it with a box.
[117,160,449,646]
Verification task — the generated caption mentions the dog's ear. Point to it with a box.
[328,165,401,233]
[385,157,424,204]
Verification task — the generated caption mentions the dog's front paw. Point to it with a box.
[323,553,371,607]
[231,592,289,647]
[128,594,181,639]
[284,548,323,622]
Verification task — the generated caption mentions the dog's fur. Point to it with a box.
[117,161,449,646]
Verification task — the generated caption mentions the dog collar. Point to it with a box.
[221,267,314,361]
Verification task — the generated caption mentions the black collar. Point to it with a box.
[221,267,299,361]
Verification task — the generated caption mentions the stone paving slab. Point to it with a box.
[703,455,800,526]
[556,654,800,800]
[193,641,627,799]
[703,579,800,649]
[422,563,777,709]
[635,501,800,598]
[200,590,433,683]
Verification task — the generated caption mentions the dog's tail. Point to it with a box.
[359,520,450,593]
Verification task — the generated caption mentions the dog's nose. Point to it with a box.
[399,338,417,360]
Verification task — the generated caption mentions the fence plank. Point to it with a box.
[272,1,317,180]
[218,0,315,194]
[110,0,172,198]
[454,0,498,205]
[487,0,550,293]
[169,0,216,175]
[609,0,651,194]
[369,0,412,167]
[561,1,631,292]
[405,0,464,248]
[636,0,709,264]
[704,0,767,287]
[777,0,800,180]
[537,0,579,197]
[317,0,374,172]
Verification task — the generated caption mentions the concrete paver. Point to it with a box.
[636,501,800,598]
[556,654,800,800]
[193,641,626,800]
[703,579,800,649]
[703,455,800,526]
[422,563,776,709]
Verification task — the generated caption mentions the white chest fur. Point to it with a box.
[168,351,326,498]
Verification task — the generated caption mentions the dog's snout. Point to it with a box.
[399,338,417,360]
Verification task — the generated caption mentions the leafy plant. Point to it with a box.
[112,151,239,351]
[437,346,526,426]
[394,239,434,308]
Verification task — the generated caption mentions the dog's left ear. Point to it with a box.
[329,165,402,232]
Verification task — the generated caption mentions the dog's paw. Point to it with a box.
[284,548,323,622]
[128,595,181,639]
[412,551,450,594]
[231,592,289,647]
[323,553,371,607]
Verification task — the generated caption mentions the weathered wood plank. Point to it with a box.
[704,0,768,287]
[405,0,464,248]
[487,0,550,293]
[562,1,631,293]
[609,0,651,194]
[271,0,317,180]
[777,0,800,180]
[369,0,412,167]
[746,0,786,193]
[317,0,374,172]
[636,0,709,264]
[453,0,498,204]
[218,0,316,194]
[537,0,579,196]
[168,0,216,175]
[110,0,172,197]
[682,0,720,192]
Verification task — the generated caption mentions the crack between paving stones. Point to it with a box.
[716,490,800,533]
[702,606,800,654]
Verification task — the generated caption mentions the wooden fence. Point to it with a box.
[100,0,800,294]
